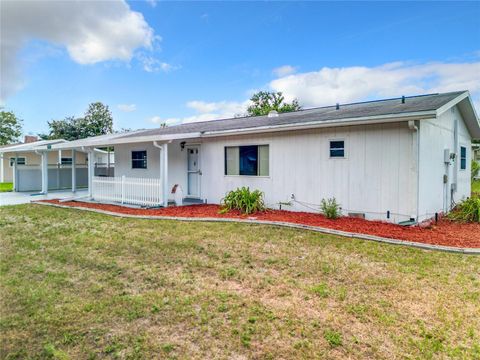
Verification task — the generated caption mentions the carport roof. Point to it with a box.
[0,139,66,153]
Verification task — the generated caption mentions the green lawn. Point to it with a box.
[1,205,479,359]
[0,182,13,192]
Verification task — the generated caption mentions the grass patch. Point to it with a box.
[472,180,480,194]
[324,329,343,347]
[0,204,479,358]
[0,182,13,192]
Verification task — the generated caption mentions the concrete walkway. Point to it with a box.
[34,201,480,254]
[0,190,88,206]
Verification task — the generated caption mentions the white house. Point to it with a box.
[50,91,480,223]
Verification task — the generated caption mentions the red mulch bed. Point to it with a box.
[39,200,480,249]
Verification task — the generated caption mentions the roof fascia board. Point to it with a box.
[435,91,469,117]
[51,132,203,149]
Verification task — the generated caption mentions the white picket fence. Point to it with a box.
[92,176,163,207]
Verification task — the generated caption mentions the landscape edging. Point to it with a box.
[33,201,480,255]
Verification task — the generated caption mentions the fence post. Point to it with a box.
[121,175,125,204]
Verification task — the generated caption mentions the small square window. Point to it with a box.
[132,150,147,169]
[330,140,345,158]
[460,146,467,170]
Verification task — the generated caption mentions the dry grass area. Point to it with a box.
[1,205,479,359]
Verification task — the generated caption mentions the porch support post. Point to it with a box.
[162,143,168,208]
[41,151,48,194]
[87,150,94,198]
[14,152,19,191]
[71,149,76,193]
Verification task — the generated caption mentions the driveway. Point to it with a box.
[0,190,88,206]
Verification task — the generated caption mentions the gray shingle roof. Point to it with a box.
[122,91,465,139]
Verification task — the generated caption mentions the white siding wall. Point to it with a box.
[113,124,417,222]
[199,122,417,222]
[114,141,188,197]
[418,106,472,221]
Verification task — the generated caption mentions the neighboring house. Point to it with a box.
[44,91,480,223]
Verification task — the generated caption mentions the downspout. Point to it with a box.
[408,120,420,222]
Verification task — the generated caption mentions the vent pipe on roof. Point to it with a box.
[401,96,405,104]
[336,103,340,110]
[267,110,279,118]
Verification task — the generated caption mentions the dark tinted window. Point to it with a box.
[460,146,467,170]
[330,141,345,158]
[132,150,147,169]
[239,146,258,176]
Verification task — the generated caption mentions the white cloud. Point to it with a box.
[153,59,480,127]
[117,104,137,112]
[149,100,251,125]
[272,65,297,77]
[1,0,155,102]
[270,61,480,108]
[146,0,158,8]
[138,55,178,73]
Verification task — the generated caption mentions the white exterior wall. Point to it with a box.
[113,124,417,222]
[199,122,417,222]
[418,106,472,221]
[114,141,188,197]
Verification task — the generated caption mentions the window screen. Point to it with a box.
[225,145,269,176]
[132,150,147,169]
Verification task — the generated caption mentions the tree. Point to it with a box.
[40,102,113,141]
[0,110,22,145]
[247,91,301,116]
[81,102,113,137]
[39,116,82,141]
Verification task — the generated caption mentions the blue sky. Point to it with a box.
[2,1,480,135]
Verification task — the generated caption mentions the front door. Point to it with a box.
[187,146,201,197]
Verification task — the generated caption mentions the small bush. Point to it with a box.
[472,160,480,181]
[320,197,341,219]
[448,197,480,223]
[221,187,265,214]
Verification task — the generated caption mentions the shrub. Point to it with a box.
[221,187,265,215]
[448,197,480,223]
[320,197,341,219]
[472,160,480,181]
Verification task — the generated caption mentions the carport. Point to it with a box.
[0,140,94,194]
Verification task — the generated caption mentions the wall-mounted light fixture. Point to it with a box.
[180,141,186,151]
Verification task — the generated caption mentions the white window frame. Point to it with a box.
[224,143,271,178]
[329,139,346,159]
